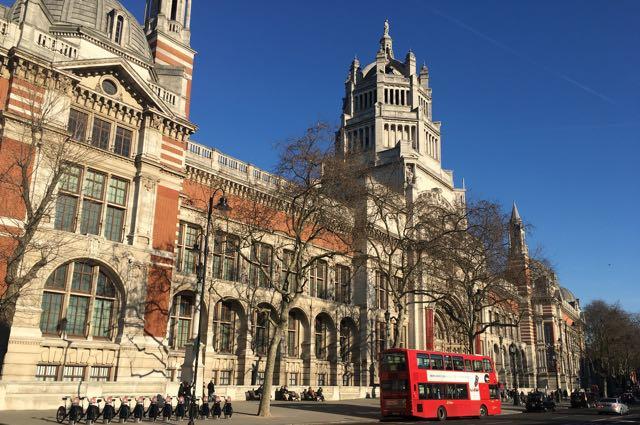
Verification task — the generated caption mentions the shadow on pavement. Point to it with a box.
[272,401,381,420]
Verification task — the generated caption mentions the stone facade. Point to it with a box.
[0,3,582,410]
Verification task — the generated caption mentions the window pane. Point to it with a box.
[36,365,58,381]
[91,118,111,150]
[113,126,132,157]
[104,206,124,242]
[71,262,93,293]
[96,271,116,297]
[67,295,89,336]
[80,200,102,235]
[39,292,63,334]
[68,109,88,141]
[90,366,111,382]
[60,165,82,193]
[107,177,128,206]
[184,225,199,247]
[83,170,106,199]
[54,194,77,231]
[46,264,68,289]
[92,298,113,338]
[177,318,191,348]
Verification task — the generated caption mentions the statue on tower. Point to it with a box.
[384,19,389,36]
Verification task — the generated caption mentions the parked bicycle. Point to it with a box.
[56,396,85,425]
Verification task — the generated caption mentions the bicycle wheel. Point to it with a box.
[56,406,66,423]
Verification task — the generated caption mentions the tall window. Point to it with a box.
[68,109,88,141]
[281,249,294,290]
[114,15,124,44]
[376,320,387,355]
[91,118,111,150]
[375,271,389,310]
[340,322,354,362]
[170,292,194,349]
[177,222,200,274]
[287,313,301,357]
[250,242,272,287]
[113,126,132,157]
[213,300,236,353]
[40,261,118,339]
[315,316,329,360]
[253,309,271,356]
[212,232,239,282]
[55,165,129,242]
[335,265,351,304]
[310,260,328,299]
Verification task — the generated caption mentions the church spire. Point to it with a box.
[509,201,528,257]
[379,19,394,59]
[511,201,521,222]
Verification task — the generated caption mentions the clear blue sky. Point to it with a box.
[12,0,640,311]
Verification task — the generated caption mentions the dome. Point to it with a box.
[559,286,576,303]
[40,0,152,62]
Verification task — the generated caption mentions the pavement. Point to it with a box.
[1,399,639,425]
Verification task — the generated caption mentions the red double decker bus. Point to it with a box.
[380,348,501,421]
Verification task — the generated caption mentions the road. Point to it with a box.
[1,400,638,425]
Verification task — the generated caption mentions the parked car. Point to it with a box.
[571,391,596,408]
[525,392,556,412]
[596,398,629,415]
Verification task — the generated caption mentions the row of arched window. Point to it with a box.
[39,261,358,362]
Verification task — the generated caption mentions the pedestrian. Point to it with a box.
[208,378,216,400]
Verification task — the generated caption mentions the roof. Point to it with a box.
[40,0,152,62]
[559,286,577,303]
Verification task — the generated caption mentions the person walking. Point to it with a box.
[207,379,216,400]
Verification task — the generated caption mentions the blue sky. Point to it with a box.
[10,0,639,311]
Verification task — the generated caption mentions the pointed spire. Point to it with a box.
[511,201,521,222]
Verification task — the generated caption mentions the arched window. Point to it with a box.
[169,292,194,349]
[40,261,119,339]
[253,308,272,356]
[287,312,301,357]
[315,316,329,360]
[339,321,354,362]
[213,300,237,353]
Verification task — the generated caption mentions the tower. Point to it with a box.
[144,0,196,118]
[338,21,460,204]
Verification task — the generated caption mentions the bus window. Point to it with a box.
[453,356,464,371]
[418,383,428,399]
[444,355,453,370]
[473,360,483,372]
[483,358,493,372]
[381,352,406,371]
[417,353,430,369]
[464,359,472,371]
[489,384,500,400]
[430,354,444,370]
[381,379,408,392]
[427,383,444,399]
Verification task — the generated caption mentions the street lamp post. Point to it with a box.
[188,194,230,425]
[556,337,562,402]
[509,344,519,406]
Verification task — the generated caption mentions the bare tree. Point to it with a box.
[227,123,355,416]
[421,199,529,353]
[0,75,93,365]
[584,300,640,397]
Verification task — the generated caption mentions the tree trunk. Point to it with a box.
[257,324,284,417]
[468,334,476,355]
[0,297,17,375]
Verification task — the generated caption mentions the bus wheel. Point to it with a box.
[479,405,488,418]
[437,406,447,421]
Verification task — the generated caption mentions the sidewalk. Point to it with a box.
[0,399,383,425]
